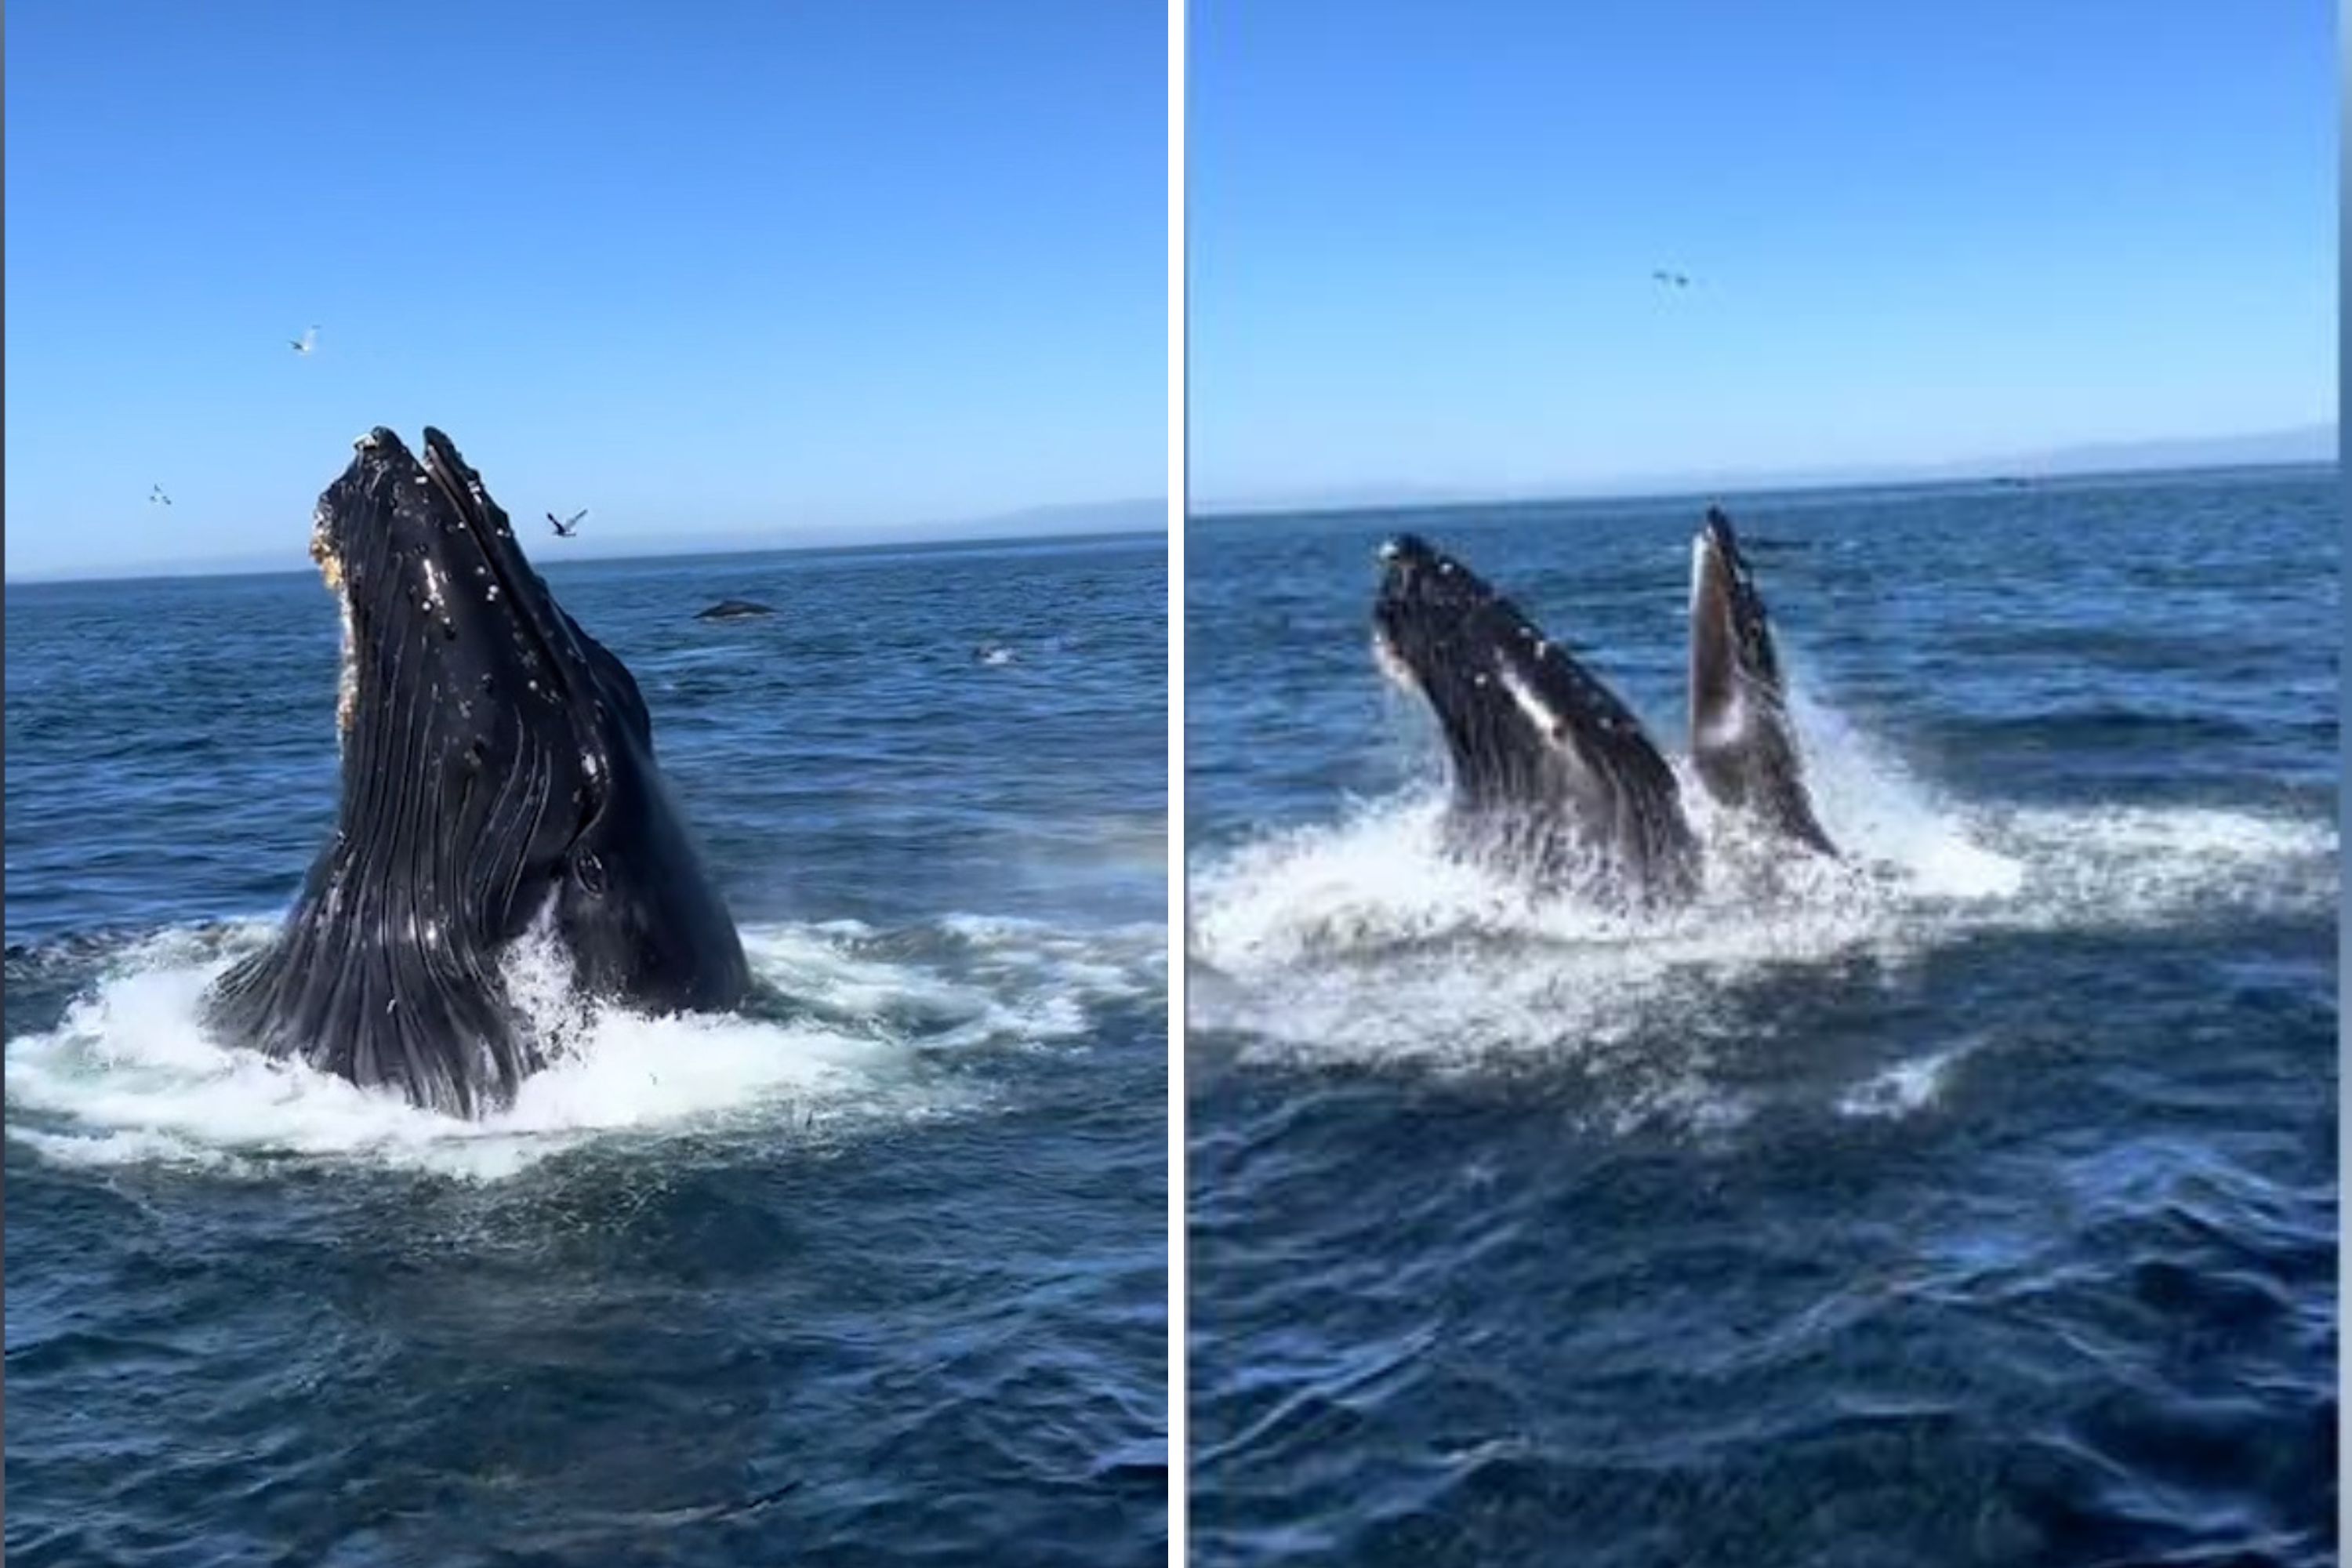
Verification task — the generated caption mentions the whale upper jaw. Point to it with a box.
[1373,533,1699,902]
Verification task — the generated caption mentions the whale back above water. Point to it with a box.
[202,426,749,1116]
[695,598,775,621]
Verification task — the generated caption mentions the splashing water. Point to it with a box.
[5,916,1163,1181]
[1187,691,2333,1114]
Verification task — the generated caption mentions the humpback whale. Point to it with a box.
[1373,533,1700,903]
[1687,506,1837,857]
[695,599,775,622]
[203,426,750,1116]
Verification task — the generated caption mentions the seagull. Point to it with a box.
[289,325,318,355]
[547,510,586,538]
[149,485,172,506]
[1650,269,1693,289]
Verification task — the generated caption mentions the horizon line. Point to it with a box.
[4,497,1171,587]
[1186,453,2337,526]
[1189,421,2339,517]
[5,521,1170,591]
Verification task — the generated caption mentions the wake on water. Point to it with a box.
[5,915,1163,1181]
[1187,687,2334,1130]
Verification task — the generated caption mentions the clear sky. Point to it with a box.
[5,1,1166,579]
[1189,2,2335,505]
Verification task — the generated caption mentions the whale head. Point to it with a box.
[1373,532,1697,902]
[205,427,746,1114]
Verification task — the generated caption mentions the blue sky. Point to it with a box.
[1190,2,2335,504]
[5,1,1166,578]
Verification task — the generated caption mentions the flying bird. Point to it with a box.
[1650,270,1693,289]
[289,325,319,355]
[149,485,172,506]
[547,510,586,538]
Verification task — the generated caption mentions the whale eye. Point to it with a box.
[572,850,606,897]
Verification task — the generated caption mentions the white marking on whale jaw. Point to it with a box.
[1496,662,1552,738]
[1495,656,1567,739]
[1494,654,1600,791]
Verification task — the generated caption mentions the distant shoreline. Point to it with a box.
[5,524,1167,592]
[1187,456,2339,528]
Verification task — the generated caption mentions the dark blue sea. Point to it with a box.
[1185,468,2337,1566]
[4,534,1169,1565]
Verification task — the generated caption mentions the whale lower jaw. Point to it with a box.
[1687,507,1838,858]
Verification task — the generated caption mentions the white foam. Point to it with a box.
[1778,686,2027,901]
[5,915,1160,1181]
[1837,1044,1970,1120]
[1188,694,2334,1129]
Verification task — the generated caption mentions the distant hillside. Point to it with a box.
[1980,424,2335,477]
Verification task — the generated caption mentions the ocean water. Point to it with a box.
[1185,468,2337,1566]
[4,533,1169,1565]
